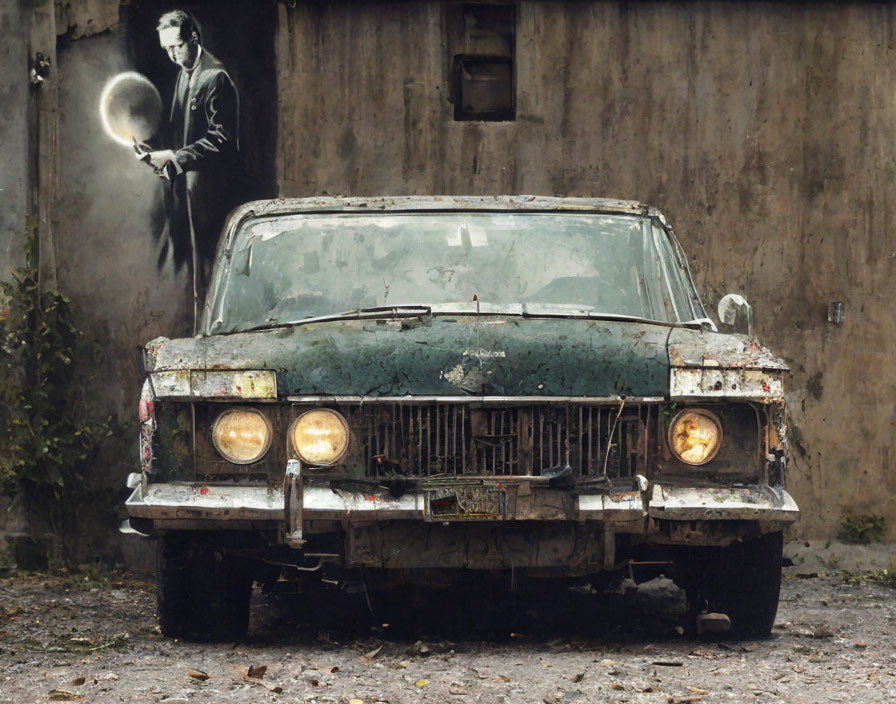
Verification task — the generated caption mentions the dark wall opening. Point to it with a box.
[448,2,516,121]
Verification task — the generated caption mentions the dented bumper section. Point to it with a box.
[126,481,799,531]
[126,482,426,523]
[647,484,799,522]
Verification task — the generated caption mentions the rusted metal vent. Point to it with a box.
[352,404,657,479]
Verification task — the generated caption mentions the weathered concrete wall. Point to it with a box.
[276,1,896,539]
[0,0,32,274]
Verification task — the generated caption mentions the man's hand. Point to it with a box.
[133,138,152,160]
[147,149,176,172]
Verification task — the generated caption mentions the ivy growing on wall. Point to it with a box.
[0,224,117,564]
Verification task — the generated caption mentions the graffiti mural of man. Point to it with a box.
[141,10,241,328]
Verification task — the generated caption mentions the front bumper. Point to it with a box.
[125,480,799,530]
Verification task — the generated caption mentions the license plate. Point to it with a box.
[428,486,506,519]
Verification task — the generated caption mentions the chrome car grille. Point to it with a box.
[347,403,658,479]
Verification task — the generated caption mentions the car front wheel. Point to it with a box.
[684,531,784,639]
[156,531,254,641]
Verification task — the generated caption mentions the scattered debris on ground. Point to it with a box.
[1,564,896,702]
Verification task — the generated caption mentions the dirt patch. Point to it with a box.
[785,539,896,575]
[1,567,895,703]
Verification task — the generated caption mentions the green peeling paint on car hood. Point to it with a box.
[146,316,674,398]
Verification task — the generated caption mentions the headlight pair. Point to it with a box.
[212,408,349,466]
[667,408,722,465]
[212,405,721,467]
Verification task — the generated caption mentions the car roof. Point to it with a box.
[228,194,661,217]
[220,195,669,246]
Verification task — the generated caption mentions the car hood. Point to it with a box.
[147,316,671,397]
[146,317,786,398]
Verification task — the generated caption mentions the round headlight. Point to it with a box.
[212,409,272,464]
[291,409,349,466]
[667,409,722,465]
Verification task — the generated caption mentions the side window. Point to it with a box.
[447,3,516,121]
[651,222,698,322]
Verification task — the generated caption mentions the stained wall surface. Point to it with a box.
[275,1,896,539]
[0,0,31,273]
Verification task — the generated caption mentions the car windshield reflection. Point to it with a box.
[206,212,702,334]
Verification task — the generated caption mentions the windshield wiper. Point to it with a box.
[517,304,715,329]
[222,304,709,335]
[519,305,668,326]
[234,305,433,333]
[321,305,433,322]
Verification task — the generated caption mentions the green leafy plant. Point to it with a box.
[845,568,896,588]
[0,224,116,564]
[839,512,886,544]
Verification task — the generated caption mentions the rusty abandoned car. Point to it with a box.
[123,196,799,639]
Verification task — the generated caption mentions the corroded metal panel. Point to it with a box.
[149,370,190,397]
[150,370,276,399]
[346,522,604,570]
[670,367,784,401]
[667,328,788,371]
[145,317,672,398]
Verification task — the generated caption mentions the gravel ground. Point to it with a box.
[1,563,894,703]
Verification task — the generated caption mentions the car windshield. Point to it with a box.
[205,211,704,334]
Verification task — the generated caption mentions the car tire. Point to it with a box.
[684,531,783,639]
[156,531,254,641]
